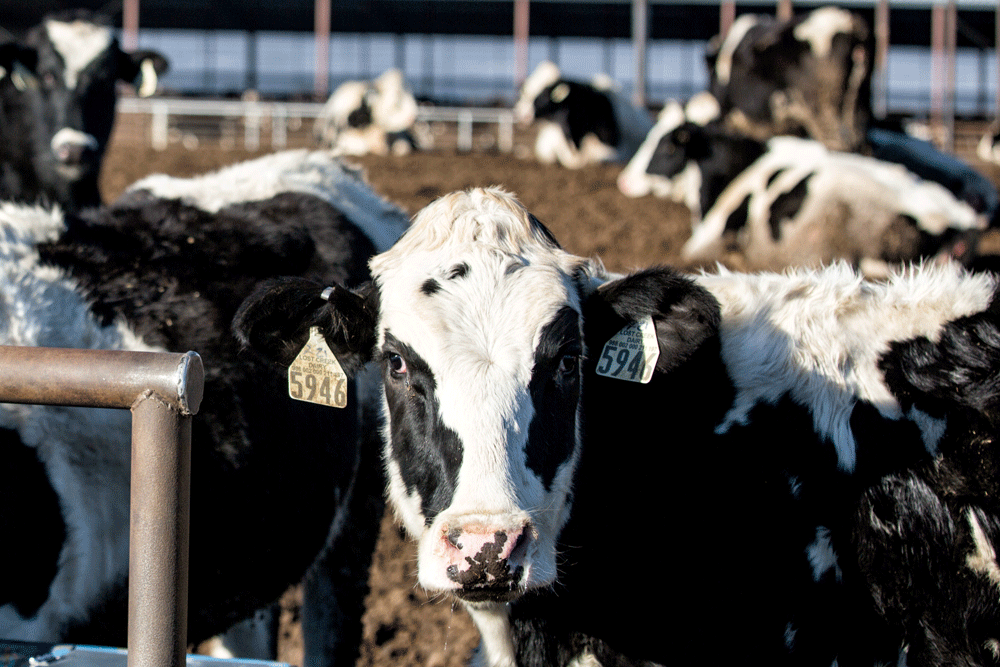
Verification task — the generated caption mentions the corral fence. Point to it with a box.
[115,96,518,154]
[0,346,203,667]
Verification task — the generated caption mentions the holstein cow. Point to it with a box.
[617,91,721,208]
[707,6,873,152]
[514,61,653,168]
[0,10,168,211]
[234,187,1000,666]
[0,149,407,667]
[313,68,424,156]
[978,122,1000,166]
[623,119,984,276]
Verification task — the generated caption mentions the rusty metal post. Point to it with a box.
[314,0,331,100]
[0,346,202,667]
[514,0,530,90]
[632,0,648,109]
[720,1,735,39]
[874,0,890,119]
[129,393,192,667]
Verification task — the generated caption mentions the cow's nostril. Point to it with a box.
[446,528,463,549]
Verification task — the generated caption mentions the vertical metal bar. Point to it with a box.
[514,0,530,91]
[720,1,735,40]
[944,0,957,152]
[931,3,945,146]
[458,109,473,152]
[151,101,168,151]
[128,393,191,667]
[777,0,793,22]
[632,0,648,109]
[874,0,890,119]
[122,0,139,52]
[498,113,513,153]
[0,346,202,667]
[314,0,331,100]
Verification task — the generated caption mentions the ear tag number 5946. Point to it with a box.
[595,316,659,384]
[288,327,348,408]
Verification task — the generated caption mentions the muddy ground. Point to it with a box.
[99,119,1000,667]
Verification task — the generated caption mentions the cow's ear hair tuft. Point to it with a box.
[233,277,378,376]
[584,267,720,377]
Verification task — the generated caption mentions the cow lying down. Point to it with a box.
[622,115,986,276]
[0,149,407,667]
[235,187,1000,667]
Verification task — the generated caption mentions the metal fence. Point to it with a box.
[116,96,516,153]
[0,346,203,667]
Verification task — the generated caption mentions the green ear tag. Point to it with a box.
[595,316,659,384]
[288,327,348,408]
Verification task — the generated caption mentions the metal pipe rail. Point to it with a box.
[0,346,204,667]
[116,96,516,152]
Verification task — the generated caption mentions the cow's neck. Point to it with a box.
[466,601,517,667]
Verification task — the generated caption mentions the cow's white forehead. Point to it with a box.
[45,19,112,90]
[515,61,562,120]
[371,188,598,444]
[794,7,856,59]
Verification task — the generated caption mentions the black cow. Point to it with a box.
[514,61,653,168]
[707,6,873,152]
[234,187,1000,666]
[0,149,408,667]
[0,10,167,211]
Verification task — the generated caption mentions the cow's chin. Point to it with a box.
[452,582,525,604]
[54,163,91,181]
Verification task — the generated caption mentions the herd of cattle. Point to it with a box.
[2,6,1000,667]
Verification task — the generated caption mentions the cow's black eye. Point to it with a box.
[557,354,578,377]
[388,353,407,375]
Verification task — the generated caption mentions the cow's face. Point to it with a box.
[368,189,600,602]
[514,61,560,124]
[0,12,166,199]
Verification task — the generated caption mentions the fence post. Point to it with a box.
[151,101,169,151]
[0,346,203,667]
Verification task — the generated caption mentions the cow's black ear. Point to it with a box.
[583,267,720,376]
[0,44,38,86]
[118,49,169,97]
[233,277,379,376]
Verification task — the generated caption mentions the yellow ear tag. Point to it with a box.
[594,316,659,384]
[288,327,348,408]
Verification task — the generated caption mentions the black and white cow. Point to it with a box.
[514,61,653,169]
[707,6,873,152]
[616,91,723,211]
[978,122,1000,167]
[0,149,408,667]
[0,10,168,211]
[623,119,985,275]
[313,68,424,156]
[234,187,1000,666]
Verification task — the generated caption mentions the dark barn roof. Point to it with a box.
[0,0,995,48]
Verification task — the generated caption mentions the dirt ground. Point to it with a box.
[99,121,1000,667]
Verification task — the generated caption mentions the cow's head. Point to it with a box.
[709,7,872,152]
[234,188,719,609]
[617,92,720,204]
[514,61,561,125]
[0,10,168,207]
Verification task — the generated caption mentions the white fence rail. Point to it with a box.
[116,96,516,153]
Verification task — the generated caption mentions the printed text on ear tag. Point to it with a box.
[595,316,659,384]
[288,327,348,407]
